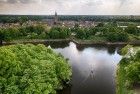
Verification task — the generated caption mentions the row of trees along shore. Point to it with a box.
[0,23,140,45]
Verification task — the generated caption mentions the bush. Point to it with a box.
[75,28,87,39]
[125,25,140,35]
[106,31,129,42]
[0,44,71,94]
[126,61,140,84]
[120,46,140,85]
[2,28,20,41]
[117,46,140,94]
[49,29,60,39]
[0,29,4,44]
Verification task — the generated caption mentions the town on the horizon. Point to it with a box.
[0,12,140,29]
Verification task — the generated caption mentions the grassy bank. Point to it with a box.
[2,39,140,46]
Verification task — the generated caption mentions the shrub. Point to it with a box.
[125,61,140,84]
[106,31,129,42]
[125,25,140,35]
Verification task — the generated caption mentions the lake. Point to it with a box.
[51,42,123,94]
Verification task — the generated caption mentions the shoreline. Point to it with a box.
[2,39,140,46]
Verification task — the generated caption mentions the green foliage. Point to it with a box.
[126,61,140,84]
[26,25,45,35]
[125,25,140,35]
[121,45,133,55]
[0,29,4,42]
[106,31,129,42]
[96,22,104,27]
[125,50,140,85]
[2,28,20,41]
[117,46,140,94]
[74,27,103,39]
[0,44,72,94]
[49,29,60,39]
[48,27,71,39]
[0,23,139,42]
[87,27,98,36]
[75,28,87,39]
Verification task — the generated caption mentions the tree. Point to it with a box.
[49,29,60,39]
[3,28,20,41]
[96,22,104,27]
[0,29,4,45]
[0,44,72,94]
[75,28,87,39]
[106,31,129,42]
[34,25,45,35]
[125,25,139,35]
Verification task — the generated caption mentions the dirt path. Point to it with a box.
[134,87,140,94]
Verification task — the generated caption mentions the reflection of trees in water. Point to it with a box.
[107,46,116,54]
[79,64,95,87]
[107,46,124,54]
[45,41,69,48]
[76,44,107,51]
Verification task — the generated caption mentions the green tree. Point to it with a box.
[49,29,60,39]
[0,44,72,94]
[0,29,4,45]
[75,28,87,39]
[96,22,104,27]
[125,25,139,35]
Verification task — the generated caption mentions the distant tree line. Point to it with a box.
[0,15,42,23]
[0,15,140,23]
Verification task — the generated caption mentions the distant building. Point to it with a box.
[54,11,58,25]
[42,12,97,28]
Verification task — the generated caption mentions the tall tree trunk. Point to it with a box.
[0,40,3,45]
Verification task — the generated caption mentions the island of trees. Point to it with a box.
[0,44,72,94]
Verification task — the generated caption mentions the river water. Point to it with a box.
[50,42,122,94]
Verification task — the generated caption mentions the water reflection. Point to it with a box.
[54,42,122,94]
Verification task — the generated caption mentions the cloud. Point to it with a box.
[0,0,38,4]
[0,0,140,15]
[85,0,103,6]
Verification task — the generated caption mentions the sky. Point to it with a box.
[0,0,140,15]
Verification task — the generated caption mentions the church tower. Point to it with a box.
[54,11,58,25]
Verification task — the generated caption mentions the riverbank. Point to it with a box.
[2,39,140,46]
[116,46,140,94]
[116,63,134,94]
[116,63,140,94]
